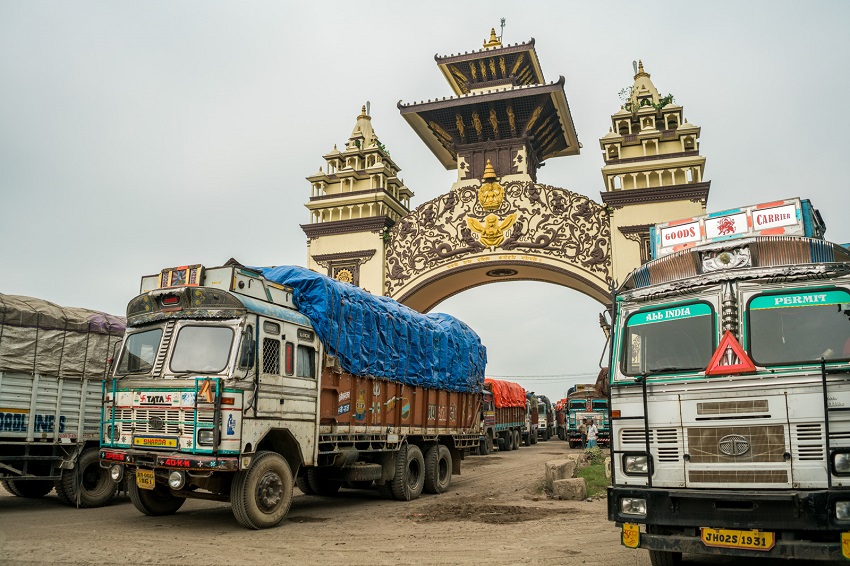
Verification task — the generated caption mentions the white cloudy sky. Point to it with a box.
[2,1,848,401]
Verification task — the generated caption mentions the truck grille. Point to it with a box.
[620,428,680,462]
[795,423,824,461]
[112,408,214,437]
[687,425,785,463]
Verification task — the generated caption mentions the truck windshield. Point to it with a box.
[622,302,715,375]
[748,290,850,365]
[170,325,234,374]
[115,328,163,375]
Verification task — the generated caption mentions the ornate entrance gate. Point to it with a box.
[302,31,708,312]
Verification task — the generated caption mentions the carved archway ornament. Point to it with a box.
[385,173,613,311]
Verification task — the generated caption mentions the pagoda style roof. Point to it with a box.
[398,77,579,169]
[435,38,545,96]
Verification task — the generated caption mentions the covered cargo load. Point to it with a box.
[0,294,125,378]
[484,377,526,408]
[260,266,486,393]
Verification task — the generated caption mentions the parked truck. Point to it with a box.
[99,262,487,529]
[608,198,850,563]
[0,294,124,506]
[555,398,568,440]
[525,391,539,446]
[483,378,526,451]
[536,394,555,441]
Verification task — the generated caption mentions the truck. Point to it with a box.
[555,398,568,440]
[607,198,850,563]
[99,262,487,529]
[0,294,124,506]
[565,384,609,448]
[536,394,555,441]
[525,391,539,446]
[483,378,527,451]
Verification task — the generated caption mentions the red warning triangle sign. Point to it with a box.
[705,330,757,376]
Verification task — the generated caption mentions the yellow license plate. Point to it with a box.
[701,528,775,551]
[622,523,640,548]
[135,469,155,490]
[133,436,177,448]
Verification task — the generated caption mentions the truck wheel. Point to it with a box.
[391,444,424,501]
[231,451,293,529]
[558,429,565,441]
[295,475,315,495]
[478,435,491,455]
[647,526,683,566]
[128,478,185,516]
[531,431,538,445]
[423,444,452,494]
[512,430,521,450]
[497,435,506,451]
[524,431,531,446]
[376,482,394,499]
[307,469,342,496]
[2,479,53,498]
[569,441,578,449]
[58,448,118,508]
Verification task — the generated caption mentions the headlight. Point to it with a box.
[833,453,850,474]
[836,501,850,520]
[620,497,647,516]
[110,465,124,482]
[104,425,120,442]
[197,428,214,446]
[623,454,650,475]
[168,471,186,490]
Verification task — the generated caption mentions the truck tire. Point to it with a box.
[231,451,293,529]
[647,526,683,566]
[569,440,579,449]
[2,479,53,498]
[295,475,315,495]
[128,478,185,516]
[376,482,394,499]
[512,430,521,450]
[307,469,342,495]
[423,444,452,494]
[391,444,424,501]
[531,431,538,445]
[558,429,566,441]
[478,435,491,455]
[523,431,531,446]
[347,480,373,489]
[497,436,506,451]
[58,448,118,508]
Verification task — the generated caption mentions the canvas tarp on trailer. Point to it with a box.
[258,266,487,393]
[0,294,126,379]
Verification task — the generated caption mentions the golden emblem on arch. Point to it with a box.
[477,159,504,211]
[335,268,354,284]
[467,213,516,247]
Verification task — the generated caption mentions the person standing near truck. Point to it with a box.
[586,419,598,448]
[578,419,587,448]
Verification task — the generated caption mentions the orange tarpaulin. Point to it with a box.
[484,378,526,408]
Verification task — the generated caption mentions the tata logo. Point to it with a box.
[139,394,172,405]
[719,434,750,457]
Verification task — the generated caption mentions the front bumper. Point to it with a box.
[609,486,848,561]
[100,448,239,471]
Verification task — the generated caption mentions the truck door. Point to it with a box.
[253,318,319,423]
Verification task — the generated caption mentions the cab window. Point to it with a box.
[747,290,850,365]
[622,302,715,375]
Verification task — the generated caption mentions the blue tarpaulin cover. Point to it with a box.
[258,266,486,393]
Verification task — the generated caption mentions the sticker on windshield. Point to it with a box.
[627,303,712,326]
[750,290,850,310]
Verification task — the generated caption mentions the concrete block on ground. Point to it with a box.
[545,459,577,490]
[552,478,587,500]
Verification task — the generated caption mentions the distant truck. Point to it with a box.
[555,398,568,440]
[99,262,487,529]
[566,384,610,448]
[535,394,555,441]
[0,294,124,506]
[525,391,539,446]
[483,378,527,451]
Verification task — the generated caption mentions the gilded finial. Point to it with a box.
[359,105,367,117]
[482,159,497,181]
[483,28,501,48]
[634,60,649,79]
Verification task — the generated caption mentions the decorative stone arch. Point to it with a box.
[384,178,612,312]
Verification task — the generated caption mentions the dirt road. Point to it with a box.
[0,442,843,565]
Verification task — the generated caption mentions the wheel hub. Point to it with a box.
[256,471,283,512]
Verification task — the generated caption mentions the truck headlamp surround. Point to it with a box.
[197,428,215,446]
[622,453,651,475]
[832,451,850,475]
[620,497,647,517]
[835,501,850,521]
[109,465,124,482]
